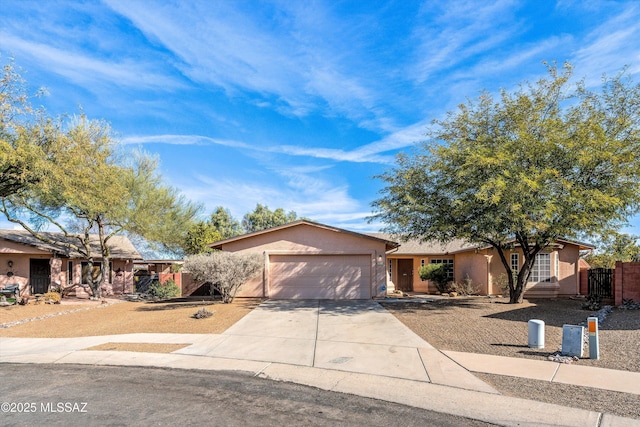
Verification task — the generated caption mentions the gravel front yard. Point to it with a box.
[382,297,640,419]
[0,297,262,338]
[381,297,640,372]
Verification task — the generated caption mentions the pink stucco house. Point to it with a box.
[0,229,142,297]
[371,234,594,298]
[209,220,398,299]
[208,220,593,300]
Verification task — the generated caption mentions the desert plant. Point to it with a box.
[43,291,61,304]
[494,273,510,297]
[418,263,450,293]
[450,275,479,296]
[184,252,263,303]
[192,307,214,319]
[148,279,180,299]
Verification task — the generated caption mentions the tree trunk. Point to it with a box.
[84,259,102,299]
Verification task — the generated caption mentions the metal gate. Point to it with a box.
[587,268,613,298]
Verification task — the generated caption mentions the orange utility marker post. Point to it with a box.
[588,317,599,360]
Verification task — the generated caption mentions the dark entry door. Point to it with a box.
[397,259,413,292]
[30,259,51,294]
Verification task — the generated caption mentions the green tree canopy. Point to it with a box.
[1,59,201,296]
[241,203,298,233]
[584,232,640,268]
[2,115,200,297]
[182,221,222,255]
[0,59,51,198]
[372,63,640,303]
[209,206,242,239]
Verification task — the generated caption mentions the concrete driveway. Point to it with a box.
[175,299,496,393]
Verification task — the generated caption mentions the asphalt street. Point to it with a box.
[0,364,495,426]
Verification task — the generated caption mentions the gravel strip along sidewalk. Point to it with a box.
[382,297,640,420]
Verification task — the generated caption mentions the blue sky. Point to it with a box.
[1,0,639,237]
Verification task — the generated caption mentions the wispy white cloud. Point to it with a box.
[0,33,180,91]
[410,0,520,83]
[120,134,251,148]
[103,0,405,133]
[571,5,640,84]
[120,129,418,164]
[180,169,365,229]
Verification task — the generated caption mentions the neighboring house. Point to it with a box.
[370,233,594,298]
[0,229,142,297]
[133,259,183,294]
[209,220,398,300]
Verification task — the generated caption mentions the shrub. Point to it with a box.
[418,263,450,293]
[43,291,61,304]
[148,279,181,299]
[450,275,479,296]
[192,308,214,319]
[184,252,263,303]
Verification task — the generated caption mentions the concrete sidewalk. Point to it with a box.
[1,299,639,426]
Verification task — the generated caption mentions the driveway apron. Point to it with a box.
[201,299,494,391]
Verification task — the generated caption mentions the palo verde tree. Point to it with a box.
[372,63,640,303]
[1,115,200,298]
[0,59,51,198]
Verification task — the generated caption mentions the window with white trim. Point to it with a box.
[510,253,519,272]
[430,259,454,280]
[529,253,551,283]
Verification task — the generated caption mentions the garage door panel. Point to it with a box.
[269,255,371,300]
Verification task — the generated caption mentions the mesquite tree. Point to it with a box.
[372,63,640,303]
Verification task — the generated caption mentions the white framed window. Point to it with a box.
[529,253,551,283]
[510,253,519,272]
[430,258,454,280]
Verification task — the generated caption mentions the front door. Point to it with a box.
[30,259,51,294]
[397,259,413,292]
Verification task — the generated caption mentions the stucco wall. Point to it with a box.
[1,252,134,296]
[220,224,388,299]
[0,253,52,295]
[557,244,579,295]
[386,243,584,298]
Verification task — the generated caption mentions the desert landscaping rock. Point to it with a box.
[0,297,262,337]
[382,297,640,372]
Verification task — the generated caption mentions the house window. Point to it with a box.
[421,259,425,267]
[388,259,392,277]
[529,253,551,283]
[430,259,454,280]
[510,254,519,272]
[555,253,559,280]
[68,261,73,285]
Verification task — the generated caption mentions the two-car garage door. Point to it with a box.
[269,254,371,299]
